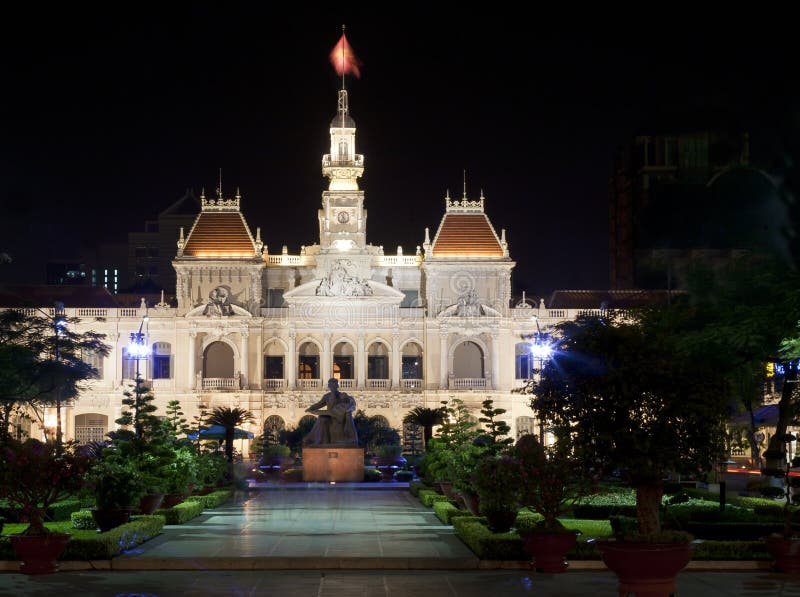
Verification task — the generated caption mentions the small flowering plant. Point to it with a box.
[0,439,90,536]
[516,434,595,533]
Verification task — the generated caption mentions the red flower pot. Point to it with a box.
[10,532,71,575]
[765,536,800,573]
[520,531,578,573]
[138,493,165,515]
[597,540,692,597]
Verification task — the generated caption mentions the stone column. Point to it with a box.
[287,330,297,389]
[188,330,197,390]
[391,330,401,388]
[439,328,448,389]
[356,333,366,388]
[322,332,331,382]
[240,329,249,389]
[491,329,500,390]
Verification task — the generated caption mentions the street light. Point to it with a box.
[52,302,67,447]
[126,315,150,440]
[524,316,554,446]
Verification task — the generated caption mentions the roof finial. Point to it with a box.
[217,168,223,198]
[200,187,206,200]
[235,186,241,200]
[463,169,467,199]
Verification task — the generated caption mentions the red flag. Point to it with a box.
[329,33,362,78]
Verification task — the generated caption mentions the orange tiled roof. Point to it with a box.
[431,214,504,257]
[183,212,255,257]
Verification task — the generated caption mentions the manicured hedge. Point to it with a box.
[686,521,796,540]
[419,489,451,508]
[409,480,431,497]
[155,500,204,524]
[433,501,474,525]
[395,471,414,482]
[452,516,527,560]
[572,504,638,519]
[48,499,83,522]
[61,515,165,559]
[185,489,233,510]
[692,540,772,560]
[70,509,96,530]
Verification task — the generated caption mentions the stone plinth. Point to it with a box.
[302,447,364,482]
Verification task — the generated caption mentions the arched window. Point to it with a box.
[121,348,136,380]
[152,342,172,379]
[298,342,319,379]
[203,342,234,378]
[401,342,423,379]
[453,341,484,378]
[333,342,354,379]
[367,342,388,379]
[264,342,284,379]
[74,413,108,444]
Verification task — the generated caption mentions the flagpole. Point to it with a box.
[341,23,346,91]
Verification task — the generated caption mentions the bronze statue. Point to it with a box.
[302,378,358,446]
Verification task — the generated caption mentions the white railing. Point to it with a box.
[263,378,285,390]
[338,379,355,389]
[322,155,364,167]
[119,308,138,317]
[266,255,310,266]
[366,379,390,389]
[450,378,487,390]
[399,307,425,318]
[202,377,239,390]
[547,309,567,318]
[298,378,321,389]
[401,379,423,390]
[260,308,289,318]
[150,379,175,390]
[579,309,604,317]
[77,308,108,317]
[376,255,420,266]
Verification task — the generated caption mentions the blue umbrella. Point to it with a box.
[187,424,254,441]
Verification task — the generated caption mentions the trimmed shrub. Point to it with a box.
[409,480,427,497]
[572,504,638,519]
[47,499,82,522]
[609,515,638,537]
[155,500,204,525]
[418,489,443,507]
[185,490,232,510]
[434,501,474,525]
[70,510,96,530]
[451,516,527,560]
[363,468,381,482]
[395,471,414,482]
[281,468,303,482]
[692,540,772,560]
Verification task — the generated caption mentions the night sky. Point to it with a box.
[2,7,798,299]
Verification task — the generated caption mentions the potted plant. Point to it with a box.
[531,311,730,594]
[86,456,146,532]
[372,444,406,481]
[0,439,90,574]
[161,447,199,508]
[514,434,595,572]
[261,443,292,478]
[470,454,522,532]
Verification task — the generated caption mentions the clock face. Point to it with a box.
[337,210,350,224]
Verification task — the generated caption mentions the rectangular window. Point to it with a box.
[368,356,388,379]
[400,290,419,308]
[264,356,284,379]
[515,354,533,379]
[122,351,137,380]
[81,349,103,379]
[152,355,170,379]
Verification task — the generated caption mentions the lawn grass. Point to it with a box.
[2,521,99,539]
[560,518,613,538]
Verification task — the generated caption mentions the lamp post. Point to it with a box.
[126,315,150,440]
[52,302,66,448]
[526,316,553,446]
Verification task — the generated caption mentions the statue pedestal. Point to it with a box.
[302,447,364,482]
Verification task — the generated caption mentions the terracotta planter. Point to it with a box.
[92,508,132,532]
[138,492,165,515]
[520,530,578,573]
[462,492,481,516]
[161,493,185,508]
[765,535,800,573]
[10,532,71,575]
[482,509,518,533]
[597,540,692,597]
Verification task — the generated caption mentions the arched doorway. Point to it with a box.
[367,342,389,380]
[453,341,484,378]
[264,415,286,444]
[74,413,108,444]
[203,342,234,378]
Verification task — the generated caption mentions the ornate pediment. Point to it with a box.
[439,290,501,318]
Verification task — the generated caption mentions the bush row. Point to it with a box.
[154,500,204,525]
[62,515,165,559]
[185,489,233,510]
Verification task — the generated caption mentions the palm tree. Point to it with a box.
[403,406,444,449]
[206,406,254,463]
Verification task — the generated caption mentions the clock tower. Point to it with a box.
[319,88,366,252]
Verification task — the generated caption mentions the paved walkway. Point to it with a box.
[2,486,800,595]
